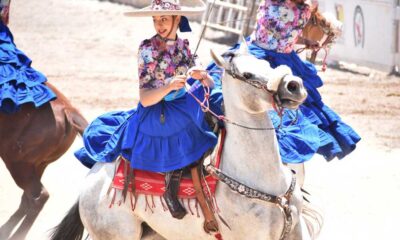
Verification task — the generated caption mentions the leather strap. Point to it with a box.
[191,164,219,233]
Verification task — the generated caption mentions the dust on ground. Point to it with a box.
[0,0,399,239]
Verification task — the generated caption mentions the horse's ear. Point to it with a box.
[238,36,249,56]
[210,49,229,69]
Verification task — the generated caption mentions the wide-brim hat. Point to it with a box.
[124,0,206,17]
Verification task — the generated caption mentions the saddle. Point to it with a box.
[109,127,226,234]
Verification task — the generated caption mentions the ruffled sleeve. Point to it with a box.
[138,39,158,89]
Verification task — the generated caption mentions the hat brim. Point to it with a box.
[124,0,206,17]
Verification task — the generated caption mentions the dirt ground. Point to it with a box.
[1,0,399,239]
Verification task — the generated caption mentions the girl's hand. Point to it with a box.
[188,67,208,81]
[167,75,187,91]
[305,39,320,49]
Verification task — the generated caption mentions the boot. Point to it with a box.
[190,164,219,233]
[163,170,187,219]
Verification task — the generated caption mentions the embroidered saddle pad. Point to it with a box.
[111,129,226,199]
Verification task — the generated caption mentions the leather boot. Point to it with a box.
[163,170,187,219]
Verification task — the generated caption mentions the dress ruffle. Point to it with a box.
[75,80,218,172]
[0,22,56,114]
[207,41,361,163]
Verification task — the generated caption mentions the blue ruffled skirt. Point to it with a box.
[75,81,218,172]
[0,21,56,113]
[207,42,361,163]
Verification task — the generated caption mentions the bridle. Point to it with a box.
[185,52,286,131]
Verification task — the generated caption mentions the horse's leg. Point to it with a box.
[0,193,29,239]
[6,161,49,240]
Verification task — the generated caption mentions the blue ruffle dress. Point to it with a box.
[75,80,218,172]
[207,42,361,163]
[0,21,56,113]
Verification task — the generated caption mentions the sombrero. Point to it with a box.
[124,0,206,17]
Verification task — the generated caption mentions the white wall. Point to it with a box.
[320,0,398,71]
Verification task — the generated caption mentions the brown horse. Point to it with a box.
[300,7,342,69]
[0,82,88,240]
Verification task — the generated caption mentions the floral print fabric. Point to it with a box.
[250,0,311,53]
[138,34,194,89]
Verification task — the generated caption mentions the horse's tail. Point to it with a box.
[301,199,324,240]
[65,107,89,136]
[49,200,85,240]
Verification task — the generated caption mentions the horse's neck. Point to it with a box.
[221,98,291,195]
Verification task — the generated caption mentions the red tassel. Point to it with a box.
[214,233,223,240]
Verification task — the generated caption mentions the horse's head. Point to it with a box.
[210,38,307,114]
[302,7,342,45]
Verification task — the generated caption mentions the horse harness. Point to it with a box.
[203,60,298,240]
[207,164,297,240]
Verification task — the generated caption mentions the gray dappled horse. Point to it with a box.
[50,39,322,240]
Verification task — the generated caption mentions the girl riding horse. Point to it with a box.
[74,0,218,229]
[208,0,361,164]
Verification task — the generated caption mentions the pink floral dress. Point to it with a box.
[250,0,311,53]
[138,34,194,89]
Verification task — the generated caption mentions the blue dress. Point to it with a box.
[0,20,56,114]
[207,41,361,163]
[75,35,218,172]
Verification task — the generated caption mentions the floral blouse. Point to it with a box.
[250,0,312,53]
[138,34,194,89]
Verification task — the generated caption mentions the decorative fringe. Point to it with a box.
[151,195,156,208]
[109,188,117,208]
[188,199,194,215]
[145,195,154,213]
[195,199,200,217]
[130,192,138,211]
[160,196,168,211]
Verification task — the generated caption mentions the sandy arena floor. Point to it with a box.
[1,0,400,239]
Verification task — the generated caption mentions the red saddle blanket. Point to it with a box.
[112,129,225,199]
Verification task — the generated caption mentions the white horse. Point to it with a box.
[50,39,322,240]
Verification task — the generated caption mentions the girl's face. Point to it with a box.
[153,15,181,39]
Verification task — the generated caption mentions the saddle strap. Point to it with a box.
[190,164,219,233]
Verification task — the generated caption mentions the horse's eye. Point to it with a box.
[243,72,254,79]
